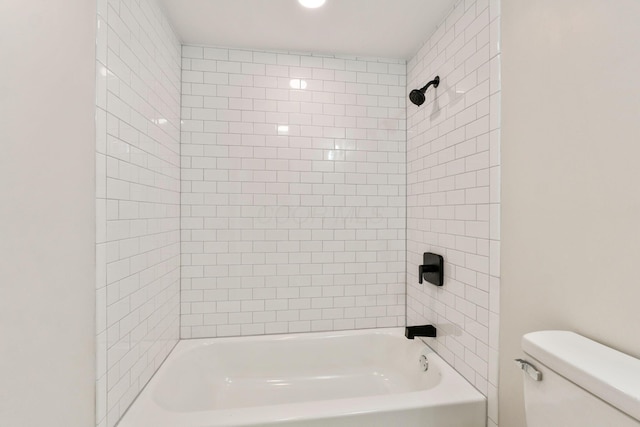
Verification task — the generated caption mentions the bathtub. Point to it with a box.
[118,328,486,427]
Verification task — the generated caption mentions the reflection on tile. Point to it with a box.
[289,79,308,90]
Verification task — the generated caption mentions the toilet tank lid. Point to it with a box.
[522,331,640,422]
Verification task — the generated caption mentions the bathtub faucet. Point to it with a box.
[405,325,437,339]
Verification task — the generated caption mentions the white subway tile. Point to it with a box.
[406,2,499,425]
[97,1,181,425]
[204,47,229,61]
[181,46,406,344]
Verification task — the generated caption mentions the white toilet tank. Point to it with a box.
[520,331,640,427]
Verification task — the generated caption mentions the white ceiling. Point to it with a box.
[159,0,456,60]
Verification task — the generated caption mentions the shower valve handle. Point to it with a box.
[418,264,438,284]
[418,253,444,286]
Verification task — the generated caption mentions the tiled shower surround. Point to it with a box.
[94,1,501,426]
[180,47,407,338]
[95,0,181,426]
[406,0,501,426]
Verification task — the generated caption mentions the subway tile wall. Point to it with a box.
[180,46,407,338]
[95,0,181,426]
[406,0,501,426]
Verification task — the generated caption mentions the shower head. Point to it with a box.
[410,76,440,106]
[409,89,426,106]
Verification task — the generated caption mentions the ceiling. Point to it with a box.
[159,0,456,60]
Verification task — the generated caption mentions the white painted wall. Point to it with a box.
[406,0,500,425]
[0,1,96,426]
[500,1,640,425]
[180,46,407,338]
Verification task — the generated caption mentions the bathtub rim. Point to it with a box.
[118,327,486,427]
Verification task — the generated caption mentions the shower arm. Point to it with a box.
[419,76,440,93]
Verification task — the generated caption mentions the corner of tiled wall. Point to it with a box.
[179,47,408,339]
[406,0,501,426]
[95,0,182,425]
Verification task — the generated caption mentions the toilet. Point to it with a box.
[518,330,640,426]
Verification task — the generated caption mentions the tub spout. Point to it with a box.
[405,325,437,339]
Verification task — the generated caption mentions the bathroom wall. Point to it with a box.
[95,0,181,426]
[180,46,407,338]
[406,0,501,426]
[500,0,640,425]
[0,0,96,426]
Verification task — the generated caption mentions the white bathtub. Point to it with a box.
[118,328,486,427]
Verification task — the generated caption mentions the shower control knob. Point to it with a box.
[419,355,429,371]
